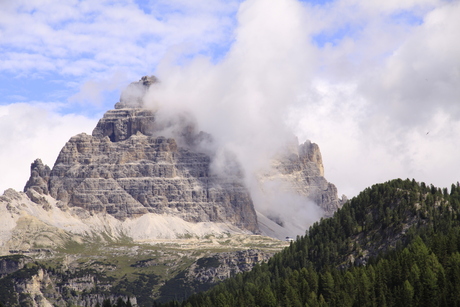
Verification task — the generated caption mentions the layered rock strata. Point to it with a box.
[25,108,259,233]
[49,131,257,231]
[265,140,346,217]
[23,76,344,237]
[187,249,273,284]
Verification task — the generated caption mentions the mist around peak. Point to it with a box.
[136,0,328,238]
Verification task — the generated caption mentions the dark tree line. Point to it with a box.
[95,297,133,307]
[156,179,460,307]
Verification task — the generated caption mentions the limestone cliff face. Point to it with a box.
[23,91,259,233]
[261,140,345,217]
[46,131,258,232]
[290,140,344,216]
[24,159,51,195]
[92,108,155,142]
[23,76,344,237]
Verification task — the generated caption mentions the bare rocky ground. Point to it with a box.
[0,188,289,306]
[0,77,343,306]
[0,230,288,307]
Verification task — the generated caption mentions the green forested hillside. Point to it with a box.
[162,179,460,307]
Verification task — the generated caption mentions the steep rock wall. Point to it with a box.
[24,105,259,233]
[267,140,345,217]
[23,76,345,237]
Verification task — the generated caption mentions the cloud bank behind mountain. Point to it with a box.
[0,0,459,200]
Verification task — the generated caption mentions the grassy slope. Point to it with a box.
[0,234,288,306]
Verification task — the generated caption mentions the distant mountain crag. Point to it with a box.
[23,76,344,237]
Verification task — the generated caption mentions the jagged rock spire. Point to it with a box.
[24,159,50,195]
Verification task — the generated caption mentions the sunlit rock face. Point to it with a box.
[23,76,345,238]
[45,131,258,233]
[269,140,345,217]
[92,108,155,142]
[24,77,259,233]
[24,159,51,196]
[40,131,258,233]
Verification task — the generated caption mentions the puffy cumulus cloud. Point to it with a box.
[0,0,238,75]
[68,72,128,107]
[0,103,97,193]
[1,0,459,229]
[143,0,323,236]
[148,0,315,169]
[146,0,310,171]
[294,0,460,196]
[0,0,240,108]
[146,0,460,202]
[371,1,460,124]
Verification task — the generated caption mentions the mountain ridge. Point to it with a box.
[0,76,346,306]
[174,178,460,307]
[20,76,344,241]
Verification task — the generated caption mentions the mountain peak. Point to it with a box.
[20,76,344,239]
[115,75,158,109]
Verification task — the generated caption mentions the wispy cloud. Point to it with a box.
[0,0,239,76]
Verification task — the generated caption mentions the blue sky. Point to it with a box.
[0,0,430,116]
[1,0,460,198]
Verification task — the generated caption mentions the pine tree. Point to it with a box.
[320,271,335,304]
[115,297,126,307]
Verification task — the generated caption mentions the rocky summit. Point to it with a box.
[22,76,344,239]
[266,139,345,216]
[0,76,346,306]
[25,116,258,233]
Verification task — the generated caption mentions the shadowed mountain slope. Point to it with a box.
[172,179,460,307]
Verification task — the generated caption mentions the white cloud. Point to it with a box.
[0,0,238,76]
[147,0,460,200]
[149,0,315,171]
[68,71,128,106]
[345,0,440,12]
[284,0,460,197]
[1,0,459,209]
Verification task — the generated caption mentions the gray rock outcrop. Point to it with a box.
[23,75,345,237]
[24,77,259,233]
[159,249,274,300]
[187,249,273,283]
[269,140,345,216]
[44,131,258,232]
[0,255,31,276]
[24,159,51,195]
